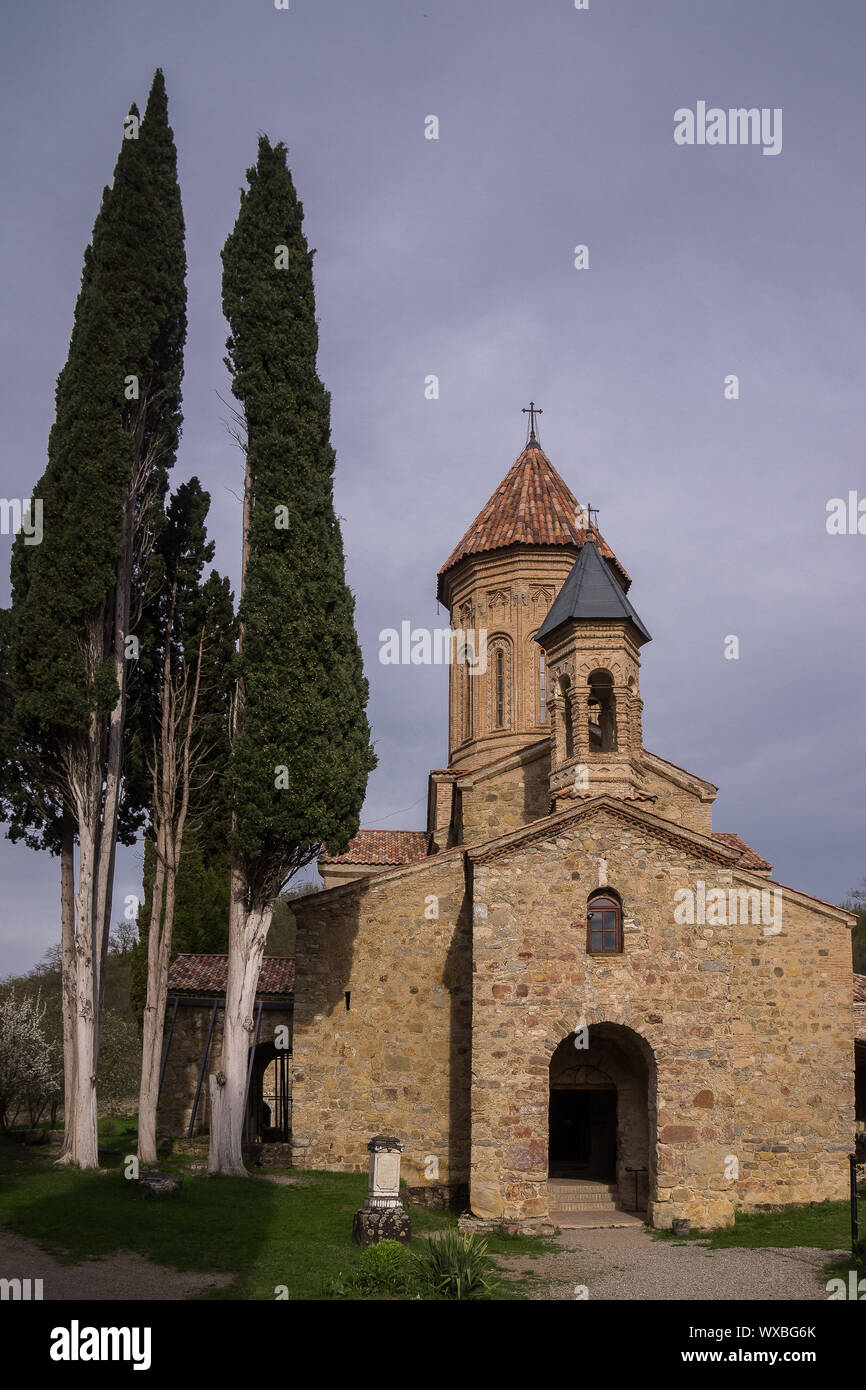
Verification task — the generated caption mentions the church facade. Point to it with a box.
[290,430,856,1230]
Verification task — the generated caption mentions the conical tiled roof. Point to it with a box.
[437,442,629,602]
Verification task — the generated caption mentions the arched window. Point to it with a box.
[586,890,623,954]
[487,636,512,731]
[587,669,617,752]
[560,675,573,756]
[463,658,472,740]
[539,651,547,724]
[495,648,505,727]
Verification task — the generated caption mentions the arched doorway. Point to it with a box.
[243,1040,291,1145]
[548,1023,656,1212]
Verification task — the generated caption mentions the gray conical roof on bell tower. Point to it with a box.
[535,540,652,646]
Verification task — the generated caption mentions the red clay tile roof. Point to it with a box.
[711,832,772,872]
[437,443,630,601]
[855,974,866,1005]
[319,829,429,866]
[167,955,294,996]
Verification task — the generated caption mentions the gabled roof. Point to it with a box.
[437,442,629,602]
[711,832,772,872]
[319,829,429,866]
[167,955,294,996]
[535,540,651,645]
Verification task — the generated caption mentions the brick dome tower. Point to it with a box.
[437,422,629,772]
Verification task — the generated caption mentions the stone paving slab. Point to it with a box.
[549,1209,646,1229]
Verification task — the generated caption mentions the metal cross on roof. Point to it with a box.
[522,400,543,443]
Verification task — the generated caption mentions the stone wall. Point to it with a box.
[290,851,472,1198]
[466,804,853,1230]
[731,889,853,1210]
[640,757,715,835]
[457,745,551,846]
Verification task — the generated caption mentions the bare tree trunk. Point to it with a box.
[70,801,100,1170]
[93,484,134,1049]
[138,604,204,1165]
[207,872,272,1176]
[137,831,167,1166]
[208,429,256,1176]
[55,807,77,1166]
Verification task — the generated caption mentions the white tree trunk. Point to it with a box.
[55,808,77,1166]
[93,486,134,1045]
[207,858,272,1176]
[70,808,99,1170]
[137,841,168,1166]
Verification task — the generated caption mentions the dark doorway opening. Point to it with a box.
[243,1041,291,1145]
[548,1089,616,1179]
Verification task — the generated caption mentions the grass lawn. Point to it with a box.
[654,1193,862,1252]
[0,1125,554,1300]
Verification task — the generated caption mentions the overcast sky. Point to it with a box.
[1,0,864,976]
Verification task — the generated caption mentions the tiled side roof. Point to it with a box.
[711,832,772,872]
[319,829,429,866]
[167,955,294,996]
[854,973,866,1004]
[437,443,630,597]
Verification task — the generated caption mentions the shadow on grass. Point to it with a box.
[0,1140,467,1299]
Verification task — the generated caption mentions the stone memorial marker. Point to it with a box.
[352,1135,412,1246]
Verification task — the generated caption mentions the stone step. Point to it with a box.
[548,1183,617,1198]
[551,1200,621,1212]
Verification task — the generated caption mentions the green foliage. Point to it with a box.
[842,881,866,974]
[96,1011,141,1111]
[126,473,236,1023]
[129,834,231,1023]
[221,136,375,901]
[1,72,186,845]
[410,1230,500,1300]
[323,1240,421,1299]
[265,882,318,956]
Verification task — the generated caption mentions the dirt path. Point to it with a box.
[0,1229,233,1300]
[497,1227,845,1301]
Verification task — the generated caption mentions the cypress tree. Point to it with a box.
[128,477,234,1162]
[0,70,186,1167]
[208,137,375,1174]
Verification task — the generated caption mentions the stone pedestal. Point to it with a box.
[352,1207,412,1246]
[352,1133,411,1245]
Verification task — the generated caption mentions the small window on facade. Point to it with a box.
[586,892,623,953]
[539,651,547,724]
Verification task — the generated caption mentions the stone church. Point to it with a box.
[289,423,857,1231]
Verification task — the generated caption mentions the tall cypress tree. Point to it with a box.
[0,70,186,1168]
[127,477,234,1162]
[208,137,375,1174]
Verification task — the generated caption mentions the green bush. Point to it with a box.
[323,1240,421,1300]
[411,1230,500,1301]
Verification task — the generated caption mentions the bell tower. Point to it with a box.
[534,539,652,801]
[436,417,630,773]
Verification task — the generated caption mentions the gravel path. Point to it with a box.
[0,1229,233,1300]
[498,1227,845,1301]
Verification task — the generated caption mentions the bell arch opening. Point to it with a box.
[548,1022,656,1213]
